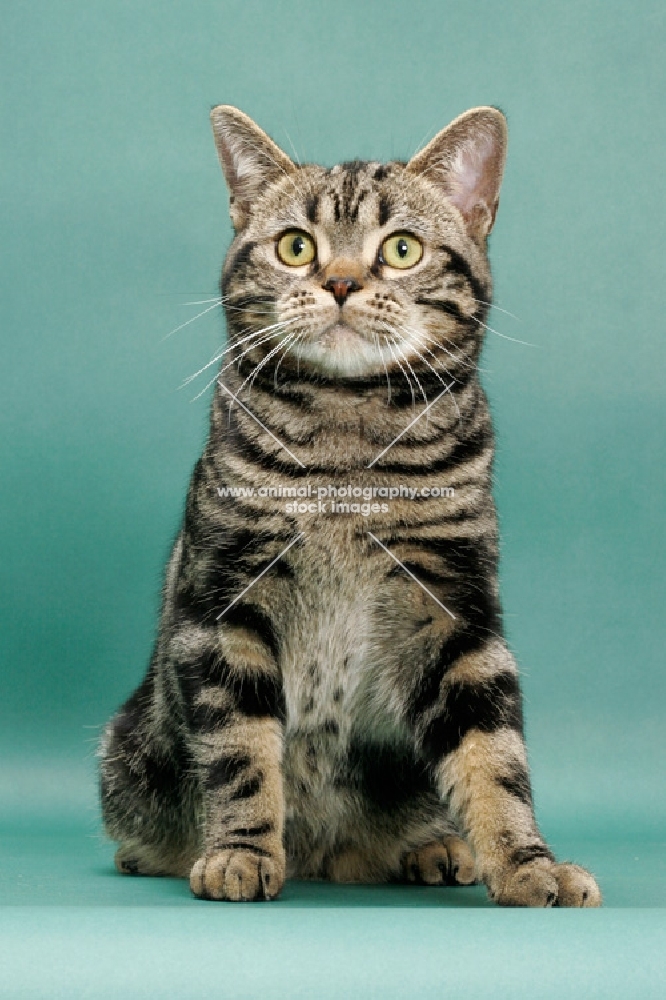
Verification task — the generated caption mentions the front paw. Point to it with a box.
[492,859,601,908]
[190,846,285,901]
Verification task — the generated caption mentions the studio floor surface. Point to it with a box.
[1,822,665,999]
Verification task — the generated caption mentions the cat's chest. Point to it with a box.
[281,593,370,738]
[278,524,407,743]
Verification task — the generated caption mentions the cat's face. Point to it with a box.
[212,107,506,382]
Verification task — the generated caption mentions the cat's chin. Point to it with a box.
[295,323,388,378]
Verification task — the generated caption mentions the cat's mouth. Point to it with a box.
[289,321,394,377]
[318,321,368,348]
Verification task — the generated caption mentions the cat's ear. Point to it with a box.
[407,107,507,243]
[210,105,295,230]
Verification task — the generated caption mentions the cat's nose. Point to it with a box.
[322,276,363,307]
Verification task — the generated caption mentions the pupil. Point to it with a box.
[397,239,408,258]
[292,236,304,257]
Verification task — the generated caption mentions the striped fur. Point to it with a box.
[99,106,601,907]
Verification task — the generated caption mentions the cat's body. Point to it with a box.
[99,106,601,906]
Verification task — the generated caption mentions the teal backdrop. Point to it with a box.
[1,2,665,997]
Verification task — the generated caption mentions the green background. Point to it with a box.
[2,1,665,996]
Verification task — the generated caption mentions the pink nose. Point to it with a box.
[323,276,362,307]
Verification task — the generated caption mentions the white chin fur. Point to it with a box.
[293,325,394,378]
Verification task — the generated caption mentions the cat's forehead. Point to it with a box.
[311,161,397,229]
[252,158,451,245]
[305,160,405,230]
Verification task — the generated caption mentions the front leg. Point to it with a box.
[412,638,601,907]
[176,610,287,901]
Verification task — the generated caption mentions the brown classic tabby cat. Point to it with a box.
[99,105,601,907]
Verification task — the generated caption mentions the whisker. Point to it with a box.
[390,324,461,425]
[219,322,299,383]
[384,326,428,408]
[384,336,415,408]
[163,300,222,340]
[281,128,302,167]
[374,332,392,405]
[273,330,305,386]
[239,332,298,397]
[472,316,537,348]
[393,328,448,387]
[181,319,297,389]
[400,325,462,381]
[472,297,522,322]
[403,323,478,372]
[274,331,306,388]
[187,327,291,404]
[181,329,268,389]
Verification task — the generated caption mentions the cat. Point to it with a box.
[99,104,601,907]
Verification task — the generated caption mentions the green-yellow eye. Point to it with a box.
[276,230,316,266]
[381,232,423,269]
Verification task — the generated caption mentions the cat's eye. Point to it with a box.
[381,232,423,270]
[276,230,316,267]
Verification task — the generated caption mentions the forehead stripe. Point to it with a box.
[378,195,392,228]
[306,195,319,224]
[349,188,368,222]
[221,239,258,294]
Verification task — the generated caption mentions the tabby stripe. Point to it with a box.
[509,844,555,867]
[222,240,258,281]
[231,361,466,406]
[497,764,533,806]
[420,671,523,761]
[408,629,489,724]
[228,822,274,837]
[204,752,251,790]
[378,195,392,227]
[226,430,309,476]
[388,558,490,590]
[272,387,315,410]
[190,702,231,733]
[375,420,492,475]
[388,507,485,528]
[221,603,279,660]
[390,514,487,534]
[341,161,364,217]
[349,188,368,221]
[212,842,272,857]
[389,536,498,573]
[306,195,319,224]
[176,578,233,622]
[199,655,285,720]
[223,293,275,312]
[230,774,263,800]
[188,532,297,606]
[415,297,469,324]
[438,244,488,302]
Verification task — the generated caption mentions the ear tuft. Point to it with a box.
[210,105,295,230]
[407,107,507,243]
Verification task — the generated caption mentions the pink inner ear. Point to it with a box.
[446,135,500,218]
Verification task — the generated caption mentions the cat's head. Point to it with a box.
[211,105,506,382]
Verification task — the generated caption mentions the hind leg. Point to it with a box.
[402,835,477,886]
[309,791,473,886]
[323,830,476,886]
[99,674,200,877]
